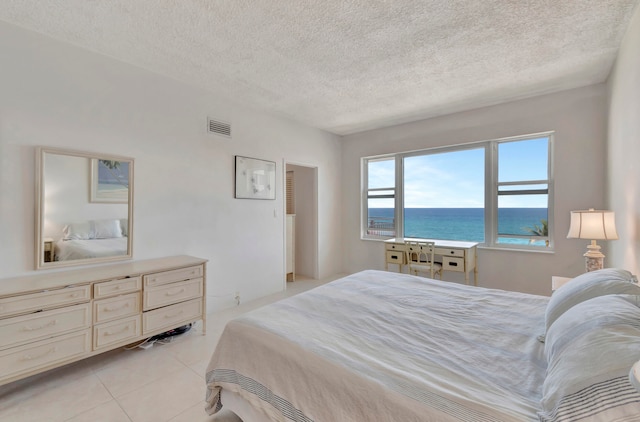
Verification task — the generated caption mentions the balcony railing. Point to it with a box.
[367,216,395,237]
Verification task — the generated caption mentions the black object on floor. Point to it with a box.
[149,323,193,342]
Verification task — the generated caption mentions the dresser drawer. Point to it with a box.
[143,298,202,335]
[385,243,406,252]
[94,277,141,299]
[442,256,465,272]
[93,315,141,351]
[0,286,91,318]
[143,265,203,287]
[0,329,91,382]
[143,278,203,311]
[436,248,465,258]
[94,292,141,324]
[0,303,91,350]
[385,250,405,265]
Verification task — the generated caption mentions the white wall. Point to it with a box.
[607,5,640,276]
[341,85,608,296]
[0,22,343,311]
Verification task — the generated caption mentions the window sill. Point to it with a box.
[361,235,393,242]
[478,244,555,254]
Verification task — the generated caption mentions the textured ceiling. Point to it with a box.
[1,1,639,135]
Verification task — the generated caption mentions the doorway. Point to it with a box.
[284,162,318,285]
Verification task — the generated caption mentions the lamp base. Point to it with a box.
[584,240,605,272]
[585,256,604,272]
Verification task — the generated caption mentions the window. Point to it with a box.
[496,137,550,247]
[364,157,396,237]
[362,133,553,250]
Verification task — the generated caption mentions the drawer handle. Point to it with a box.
[70,292,81,298]
[23,347,56,361]
[164,310,184,319]
[165,288,186,297]
[104,303,129,312]
[105,326,129,336]
[23,319,57,331]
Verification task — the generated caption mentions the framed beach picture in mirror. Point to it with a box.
[235,156,276,200]
[90,158,130,203]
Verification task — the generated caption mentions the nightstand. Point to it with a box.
[551,276,572,293]
[43,237,54,262]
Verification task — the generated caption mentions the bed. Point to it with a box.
[55,237,128,260]
[54,218,128,261]
[205,269,640,422]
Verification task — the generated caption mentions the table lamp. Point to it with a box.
[567,208,618,272]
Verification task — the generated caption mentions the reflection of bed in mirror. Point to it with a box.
[55,238,128,260]
[53,218,129,261]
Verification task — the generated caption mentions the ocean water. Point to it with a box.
[368,208,548,243]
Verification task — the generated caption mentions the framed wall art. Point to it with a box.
[235,156,276,200]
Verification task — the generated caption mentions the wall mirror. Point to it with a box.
[35,147,134,269]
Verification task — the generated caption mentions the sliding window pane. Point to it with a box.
[368,158,395,189]
[366,158,395,237]
[498,137,548,183]
[367,196,395,236]
[497,194,548,246]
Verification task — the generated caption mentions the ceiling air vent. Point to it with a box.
[207,117,231,138]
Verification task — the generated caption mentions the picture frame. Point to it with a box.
[235,156,276,200]
[90,158,130,203]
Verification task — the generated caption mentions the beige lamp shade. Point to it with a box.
[567,208,618,272]
[567,209,619,240]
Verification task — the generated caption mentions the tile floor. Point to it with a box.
[0,276,340,422]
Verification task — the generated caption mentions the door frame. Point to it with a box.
[282,160,319,289]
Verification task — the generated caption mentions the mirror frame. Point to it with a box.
[35,146,134,270]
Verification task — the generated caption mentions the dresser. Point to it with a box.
[0,255,206,386]
[384,238,478,284]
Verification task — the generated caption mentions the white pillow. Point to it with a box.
[544,268,639,332]
[540,294,640,421]
[544,294,640,361]
[92,219,123,239]
[62,219,123,240]
[62,221,92,240]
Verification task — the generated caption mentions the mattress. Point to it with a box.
[206,270,549,421]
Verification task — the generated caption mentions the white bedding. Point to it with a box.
[55,237,128,261]
[206,270,549,421]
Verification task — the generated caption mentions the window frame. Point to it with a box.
[361,155,399,238]
[361,132,554,251]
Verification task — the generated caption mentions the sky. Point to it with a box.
[368,137,549,208]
